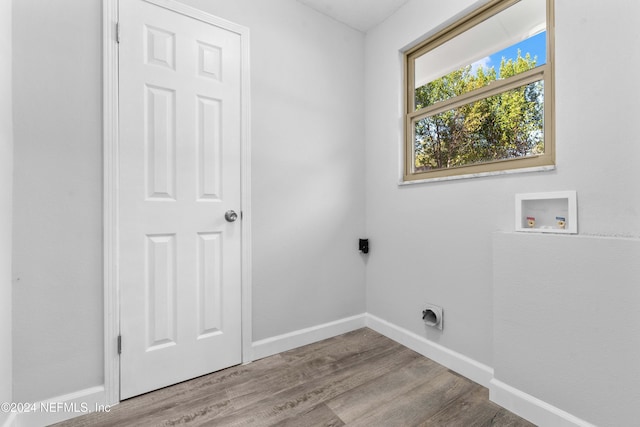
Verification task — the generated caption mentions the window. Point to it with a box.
[404,0,554,181]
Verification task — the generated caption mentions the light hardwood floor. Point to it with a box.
[55,328,535,426]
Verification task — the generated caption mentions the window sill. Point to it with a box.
[398,165,556,186]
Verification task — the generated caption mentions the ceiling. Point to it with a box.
[296,0,410,32]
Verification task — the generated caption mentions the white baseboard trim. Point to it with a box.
[490,379,596,427]
[365,314,596,426]
[364,313,494,388]
[251,314,367,360]
[14,385,111,427]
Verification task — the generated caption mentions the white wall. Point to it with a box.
[364,0,640,424]
[12,0,104,402]
[494,233,640,426]
[11,0,365,404]
[1,0,14,423]
[364,0,500,368]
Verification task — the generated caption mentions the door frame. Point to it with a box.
[103,0,252,404]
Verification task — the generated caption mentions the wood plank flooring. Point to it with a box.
[55,328,535,426]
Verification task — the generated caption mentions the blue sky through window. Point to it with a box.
[473,31,547,78]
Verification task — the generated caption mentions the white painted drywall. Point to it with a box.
[0,0,14,422]
[493,233,640,426]
[11,0,365,403]
[364,0,500,367]
[365,0,640,364]
[12,0,106,402]
[364,0,640,424]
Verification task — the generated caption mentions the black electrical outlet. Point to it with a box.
[359,238,369,254]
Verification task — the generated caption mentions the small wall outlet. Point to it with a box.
[358,238,369,254]
[422,304,443,330]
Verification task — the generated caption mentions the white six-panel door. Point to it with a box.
[118,0,243,399]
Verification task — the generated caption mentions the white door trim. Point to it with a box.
[102,0,252,405]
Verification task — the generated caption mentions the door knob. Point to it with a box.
[224,210,238,222]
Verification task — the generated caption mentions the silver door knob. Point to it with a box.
[224,210,238,222]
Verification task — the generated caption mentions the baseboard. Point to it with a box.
[251,313,367,360]
[364,313,494,388]
[365,314,597,426]
[13,385,110,427]
[490,379,596,427]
